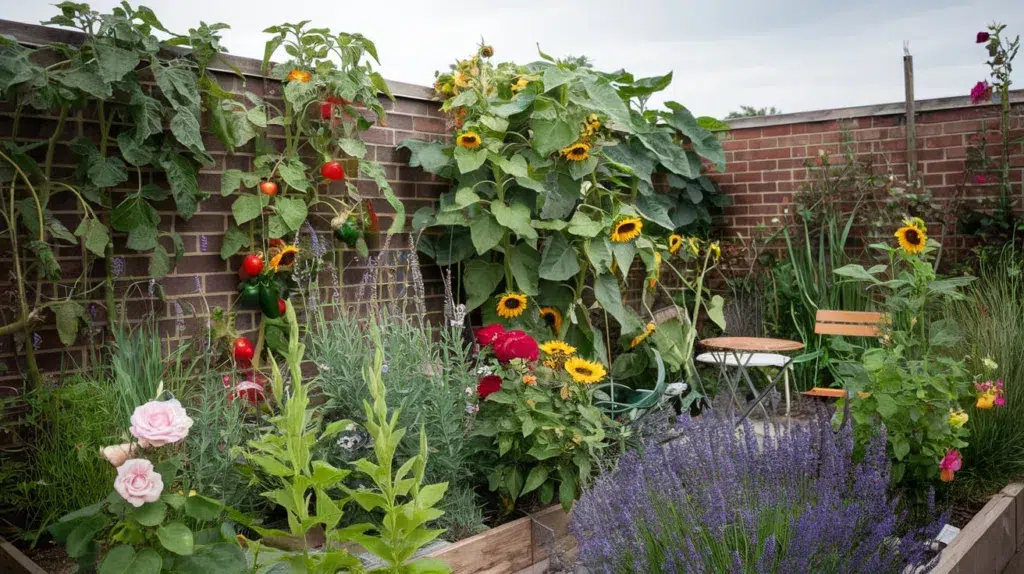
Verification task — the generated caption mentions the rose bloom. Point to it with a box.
[130,399,194,448]
[477,375,502,399]
[99,443,138,467]
[493,330,539,363]
[475,324,506,346]
[114,459,164,507]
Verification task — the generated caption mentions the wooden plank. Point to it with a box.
[427,515,534,574]
[803,388,846,398]
[932,486,1019,574]
[814,310,885,323]
[529,506,572,562]
[0,537,48,574]
[814,323,881,337]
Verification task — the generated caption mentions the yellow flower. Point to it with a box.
[948,409,969,428]
[269,245,299,272]
[454,72,469,88]
[496,292,527,319]
[561,142,590,162]
[511,77,529,92]
[894,224,927,255]
[286,69,311,83]
[540,340,577,356]
[523,374,537,386]
[540,307,563,334]
[630,322,657,348]
[977,393,995,410]
[526,399,536,408]
[686,236,701,256]
[669,234,683,255]
[564,357,607,384]
[611,217,643,243]
[646,252,661,292]
[708,241,721,260]
[457,131,482,149]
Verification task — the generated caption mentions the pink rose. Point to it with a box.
[99,443,138,467]
[130,399,193,448]
[114,459,164,507]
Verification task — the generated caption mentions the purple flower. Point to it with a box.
[305,221,327,258]
[193,275,202,293]
[31,332,42,350]
[112,257,125,277]
[381,364,389,374]
[200,234,209,253]
[977,31,990,43]
[174,301,185,335]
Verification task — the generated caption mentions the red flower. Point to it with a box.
[477,374,502,399]
[973,174,989,185]
[493,330,539,363]
[976,31,990,43]
[475,324,506,346]
[970,81,992,104]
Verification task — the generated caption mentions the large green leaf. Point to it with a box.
[170,110,205,154]
[74,218,110,257]
[87,155,128,188]
[509,242,541,296]
[566,211,603,237]
[55,301,85,346]
[602,140,655,185]
[540,172,578,220]
[635,129,692,178]
[463,259,505,311]
[111,194,158,232]
[220,224,250,260]
[398,139,450,175]
[470,212,503,255]
[594,272,640,332]
[99,545,161,574]
[153,61,200,110]
[531,119,576,157]
[167,543,246,574]
[617,72,673,99]
[232,194,267,226]
[662,102,725,171]
[159,153,203,220]
[58,64,111,99]
[129,501,167,527]
[277,159,308,192]
[539,233,580,282]
[157,522,194,556]
[585,237,613,274]
[220,169,243,197]
[490,91,535,117]
[541,67,575,92]
[454,146,487,174]
[582,78,633,133]
[491,201,537,240]
[274,197,308,232]
[116,132,154,166]
[636,194,675,230]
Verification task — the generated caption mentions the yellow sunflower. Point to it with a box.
[496,292,527,319]
[686,236,701,256]
[286,69,312,83]
[511,77,529,92]
[669,234,683,255]
[269,244,299,272]
[539,307,563,334]
[564,357,607,385]
[894,222,927,255]
[561,142,590,162]
[611,217,643,243]
[454,72,469,88]
[708,241,721,260]
[540,340,577,356]
[630,322,657,348]
[457,131,482,149]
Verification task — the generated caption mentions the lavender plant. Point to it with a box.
[570,411,943,573]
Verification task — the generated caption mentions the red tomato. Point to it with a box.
[320,161,345,181]
[259,180,278,196]
[320,102,333,120]
[277,298,287,316]
[241,254,264,277]
[233,337,255,364]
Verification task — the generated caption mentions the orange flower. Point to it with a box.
[286,69,312,83]
[523,374,537,386]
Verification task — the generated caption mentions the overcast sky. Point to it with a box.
[4,0,1021,118]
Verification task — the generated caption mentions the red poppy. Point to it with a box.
[493,330,539,363]
[477,374,502,399]
[475,324,506,346]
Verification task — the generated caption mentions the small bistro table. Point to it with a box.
[698,336,805,425]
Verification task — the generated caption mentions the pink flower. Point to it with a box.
[972,174,989,185]
[99,443,138,467]
[970,81,992,104]
[474,324,506,346]
[129,399,193,448]
[113,459,164,507]
[940,449,962,482]
[977,31,991,43]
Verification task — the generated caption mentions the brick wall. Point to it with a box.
[711,92,1024,256]
[0,21,451,385]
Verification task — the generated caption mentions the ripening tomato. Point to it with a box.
[320,161,345,181]
[277,298,287,316]
[259,180,278,196]
[241,254,264,277]
[233,337,255,364]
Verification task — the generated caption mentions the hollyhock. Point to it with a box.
[975,379,1005,409]
[493,330,539,363]
[130,399,194,448]
[99,443,138,467]
[970,81,992,104]
[474,324,506,346]
[477,374,502,399]
[939,450,962,482]
[977,31,990,43]
[114,459,164,507]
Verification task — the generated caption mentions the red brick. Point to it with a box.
[749,138,778,150]
[762,125,792,137]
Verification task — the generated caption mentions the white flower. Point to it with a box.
[465,402,479,414]
[465,386,474,396]
[770,217,780,224]
[983,357,999,371]
[475,366,493,377]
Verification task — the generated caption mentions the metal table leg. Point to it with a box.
[735,355,794,426]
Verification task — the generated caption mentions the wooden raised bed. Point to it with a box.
[932,483,1024,574]
[0,536,47,574]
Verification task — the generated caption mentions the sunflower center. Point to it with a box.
[461,136,475,144]
[280,252,296,267]
[504,298,521,309]
[543,313,555,326]
[905,229,920,244]
[574,367,593,376]
[618,223,635,234]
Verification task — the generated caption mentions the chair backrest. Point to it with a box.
[813,310,887,338]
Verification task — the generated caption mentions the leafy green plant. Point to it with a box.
[402,44,728,362]
[832,221,977,485]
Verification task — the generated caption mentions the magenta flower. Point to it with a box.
[970,81,992,104]
[976,31,990,43]
[940,450,962,482]
[972,174,989,185]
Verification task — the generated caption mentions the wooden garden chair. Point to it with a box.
[803,310,887,399]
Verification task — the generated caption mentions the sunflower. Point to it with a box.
[496,292,527,319]
[286,69,312,83]
[686,236,701,256]
[540,340,576,356]
[539,307,563,334]
[611,217,643,243]
[630,322,657,348]
[454,72,469,88]
[511,77,529,92]
[669,234,683,255]
[269,244,299,272]
[894,222,927,255]
[457,131,482,149]
[564,357,607,385]
[708,241,721,260]
[561,142,590,162]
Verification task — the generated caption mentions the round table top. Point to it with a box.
[699,336,805,353]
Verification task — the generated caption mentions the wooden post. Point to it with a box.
[903,45,918,182]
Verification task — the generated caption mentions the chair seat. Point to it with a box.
[695,352,791,368]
